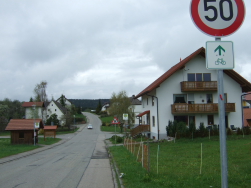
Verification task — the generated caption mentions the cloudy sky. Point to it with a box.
[0,0,250,102]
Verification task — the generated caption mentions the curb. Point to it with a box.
[105,140,124,188]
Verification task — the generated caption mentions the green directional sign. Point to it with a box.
[214,45,225,56]
[206,41,234,70]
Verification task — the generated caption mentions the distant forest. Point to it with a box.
[68,99,110,111]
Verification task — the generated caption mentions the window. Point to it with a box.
[188,73,195,81]
[152,116,155,127]
[206,94,213,103]
[188,94,194,104]
[152,97,154,106]
[189,116,195,125]
[55,109,57,111]
[19,132,24,139]
[207,115,214,125]
[203,73,211,81]
[174,116,188,125]
[173,94,187,103]
[187,73,211,81]
[147,98,148,105]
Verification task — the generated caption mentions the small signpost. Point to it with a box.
[111,117,121,146]
[190,0,245,187]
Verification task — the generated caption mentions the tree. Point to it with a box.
[0,104,9,132]
[96,99,102,114]
[29,97,33,102]
[34,81,48,102]
[108,90,134,126]
[59,94,66,107]
[46,113,60,125]
[60,112,73,130]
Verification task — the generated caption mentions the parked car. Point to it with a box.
[87,124,93,129]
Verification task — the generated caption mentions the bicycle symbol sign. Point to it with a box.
[206,41,234,69]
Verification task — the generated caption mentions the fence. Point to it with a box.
[124,137,150,172]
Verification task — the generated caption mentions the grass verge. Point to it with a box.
[0,138,61,159]
[109,135,251,188]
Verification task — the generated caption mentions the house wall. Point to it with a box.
[25,107,43,119]
[130,104,142,127]
[141,55,243,140]
[46,101,65,125]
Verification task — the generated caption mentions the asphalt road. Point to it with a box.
[0,112,115,188]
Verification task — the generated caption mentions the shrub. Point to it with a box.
[38,129,44,135]
[166,120,176,137]
[211,124,219,136]
[176,121,188,138]
[237,128,242,135]
[198,122,207,137]
[243,127,251,135]
[110,135,123,143]
[226,128,232,135]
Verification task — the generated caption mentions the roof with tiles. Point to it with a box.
[5,119,44,131]
[22,102,45,107]
[135,47,251,98]
[44,126,57,130]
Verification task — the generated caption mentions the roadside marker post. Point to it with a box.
[190,0,245,187]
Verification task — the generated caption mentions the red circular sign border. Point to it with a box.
[191,0,245,37]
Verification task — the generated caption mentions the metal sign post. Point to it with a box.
[190,1,246,187]
[216,37,228,188]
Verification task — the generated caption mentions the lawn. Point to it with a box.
[109,135,251,188]
[0,131,10,136]
[0,138,61,159]
[100,116,114,124]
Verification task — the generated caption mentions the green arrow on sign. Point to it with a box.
[214,45,225,56]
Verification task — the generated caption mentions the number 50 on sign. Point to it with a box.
[190,0,245,37]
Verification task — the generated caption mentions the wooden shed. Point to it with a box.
[5,119,44,144]
[43,126,57,141]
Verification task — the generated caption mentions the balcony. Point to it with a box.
[180,81,217,92]
[131,124,150,137]
[171,103,235,114]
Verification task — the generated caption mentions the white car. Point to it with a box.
[87,124,93,129]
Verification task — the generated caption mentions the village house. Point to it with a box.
[44,100,68,126]
[22,102,45,119]
[133,47,251,140]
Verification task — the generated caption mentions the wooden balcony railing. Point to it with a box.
[131,125,150,137]
[171,103,235,114]
[181,81,217,91]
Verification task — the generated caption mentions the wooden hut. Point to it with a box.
[43,126,57,141]
[5,119,44,144]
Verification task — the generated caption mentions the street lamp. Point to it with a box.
[32,104,36,146]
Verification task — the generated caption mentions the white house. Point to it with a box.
[101,103,110,112]
[56,95,72,107]
[128,95,142,127]
[44,100,68,126]
[22,102,45,119]
[134,47,251,140]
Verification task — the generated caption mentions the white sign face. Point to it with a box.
[123,113,128,120]
[34,122,39,128]
[206,41,234,69]
[190,0,245,37]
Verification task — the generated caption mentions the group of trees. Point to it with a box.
[108,90,135,127]
[0,99,25,132]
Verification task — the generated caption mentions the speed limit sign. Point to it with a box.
[190,0,245,37]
